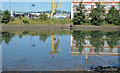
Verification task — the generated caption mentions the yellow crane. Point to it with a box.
[48,0,63,17]
[50,35,62,58]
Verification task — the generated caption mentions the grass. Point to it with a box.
[4,30,72,36]
[7,17,72,25]
[3,17,119,26]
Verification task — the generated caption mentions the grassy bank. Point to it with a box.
[6,18,72,25]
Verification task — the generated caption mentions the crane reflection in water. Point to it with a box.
[50,35,62,58]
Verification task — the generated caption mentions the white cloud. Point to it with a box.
[2,0,71,2]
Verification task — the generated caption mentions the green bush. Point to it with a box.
[0,10,2,23]
[72,2,86,25]
[23,31,29,35]
[18,15,22,19]
[39,12,48,20]
[89,3,105,26]
[1,10,11,24]
[105,6,120,25]
[10,17,15,21]
[23,20,29,24]
[85,19,91,23]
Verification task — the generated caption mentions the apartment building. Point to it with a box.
[71,0,120,19]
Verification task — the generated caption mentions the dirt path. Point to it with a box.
[2,25,120,31]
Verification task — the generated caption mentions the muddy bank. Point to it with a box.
[2,25,120,31]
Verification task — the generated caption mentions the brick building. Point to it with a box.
[71,0,120,19]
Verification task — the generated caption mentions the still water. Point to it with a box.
[2,30,119,71]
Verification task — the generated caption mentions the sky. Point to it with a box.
[2,0,71,2]
[1,0,71,12]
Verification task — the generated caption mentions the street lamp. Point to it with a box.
[31,4,35,12]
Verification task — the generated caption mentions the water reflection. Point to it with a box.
[2,30,119,71]
[71,30,119,55]
[50,35,61,58]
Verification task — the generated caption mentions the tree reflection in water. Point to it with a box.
[2,31,15,45]
[1,30,120,52]
[72,30,120,54]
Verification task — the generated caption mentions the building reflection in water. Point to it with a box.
[71,35,120,63]
[50,35,62,58]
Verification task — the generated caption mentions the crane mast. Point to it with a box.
[52,0,63,15]
[52,0,55,15]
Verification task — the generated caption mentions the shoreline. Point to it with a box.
[2,25,120,31]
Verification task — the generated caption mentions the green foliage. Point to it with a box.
[18,15,22,19]
[90,31,103,52]
[72,2,86,25]
[39,33,50,42]
[105,31,119,48]
[23,20,29,24]
[105,6,120,25]
[39,12,48,20]
[2,10,11,24]
[10,17,15,21]
[72,31,119,53]
[2,31,14,44]
[23,31,29,35]
[0,10,2,23]
[89,3,105,26]
[85,19,91,23]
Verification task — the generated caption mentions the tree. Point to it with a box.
[90,31,103,53]
[2,10,11,24]
[72,2,86,25]
[0,10,2,23]
[39,33,50,42]
[105,6,120,25]
[105,31,119,49]
[2,31,14,44]
[39,12,48,20]
[89,3,105,26]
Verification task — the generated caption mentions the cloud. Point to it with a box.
[2,0,71,2]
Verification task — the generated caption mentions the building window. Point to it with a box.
[113,48,119,53]
[73,40,76,46]
[78,0,82,1]
[74,5,77,10]
[74,12,76,15]
[84,4,91,9]
[84,0,91,1]
[103,48,110,53]
[115,0,120,2]
[94,0,101,2]
[104,4,111,10]
[115,4,119,10]
[73,47,76,52]
[83,48,90,53]
[104,0,112,2]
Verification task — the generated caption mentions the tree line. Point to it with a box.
[0,10,48,24]
[72,2,120,26]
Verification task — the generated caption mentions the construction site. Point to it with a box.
[10,0,71,19]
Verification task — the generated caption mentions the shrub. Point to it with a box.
[0,10,1,23]
[10,17,15,21]
[85,19,91,23]
[105,6,120,25]
[1,10,11,24]
[23,20,29,24]
[89,3,105,26]
[18,15,22,19]
[23,31,29,35]
[72,2,86,25]
[39,12,48,20]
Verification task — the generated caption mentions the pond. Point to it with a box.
[1,30,120,71]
